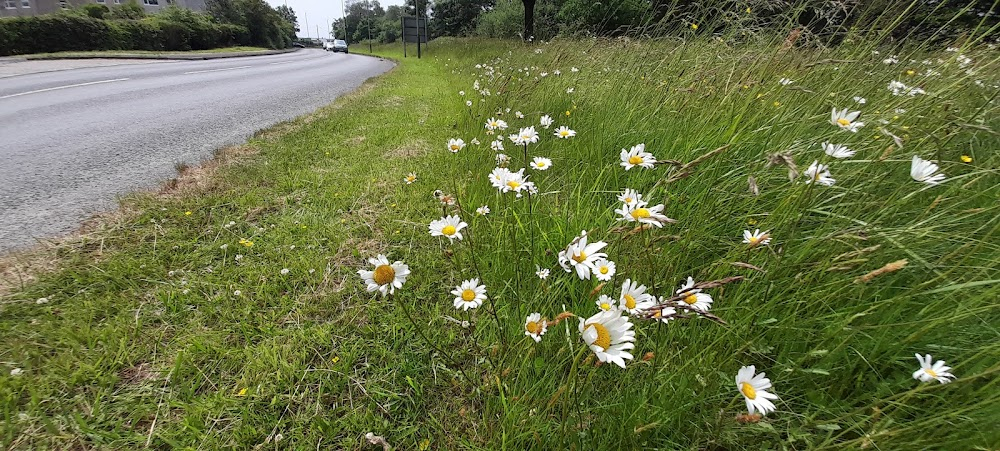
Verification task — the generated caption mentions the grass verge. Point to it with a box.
[1,35,999,449]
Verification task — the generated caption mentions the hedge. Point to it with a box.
[0,14,250,56]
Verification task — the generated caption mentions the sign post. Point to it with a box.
[401,16,427,58]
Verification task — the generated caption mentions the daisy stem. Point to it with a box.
[463,227,507,349]
[399,299,474,384]
[561,345,588,440]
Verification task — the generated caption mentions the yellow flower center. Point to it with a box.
[461,289,477,302]
[526,321,541,334]
[683,293,699,305]
[450,144,460,150]
[836,118,851,126]
[741,382,757,400]
[924,368,938,378]
[631,208,651,220]
[506,181,521,190]
[628,155,644,165]
[624,294,636,309]
[373,265,395,285]
[624,197,633,203]
[560,130,569,137]
[572,252,587,263]
[749,236,760,244]
[536,162,546,168]
[585,322,612,350]
[600,302,611,310]
[441,225,457,236]
[599,266,609,274]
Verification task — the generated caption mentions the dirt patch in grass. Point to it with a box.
[386,139,430,158]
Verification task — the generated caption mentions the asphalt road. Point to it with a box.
[0,49,393,253]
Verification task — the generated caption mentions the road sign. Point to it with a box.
[401,17,427,43]
[401,16,427,58]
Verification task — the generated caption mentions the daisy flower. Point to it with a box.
[489,167,531,194]
[676,276,713,312]
[853,96,867,104]
[910,156,946,185]
[778,77,793,86]
[650,304,677,324]
[404,173,417,184]
[557,230,608,280]
[742,229,772,247]
[429,215,468,242]
[509,126,540,145]
[566,87,575,94]
[592,258,616,281]
[524,313,547,342]
[619,279,655,315]
[540,115,553,129]
[822,142,856,159]
[579,309,636,368]
[620,143,656,170]
[736,365,779,415]
[451,278,487,311]
[596,295,617,311]
[530,157,552,170]
[571,67,579,72]
[912,353,955,384]
[535,266,550,279]
[358,255,410,297]
[476,205,490,216]
[447,138,466,152]
[830,108,864,132]
[804,160,836,186]
[465,100,472,107]
[614,202,675,228]
[554,126,576,139]
[618,188,643,206]
[491,140,505,152]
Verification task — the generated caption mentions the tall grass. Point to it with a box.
[366,11,1000,449]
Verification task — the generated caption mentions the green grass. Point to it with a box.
[2,31,999,449]
[23,46,274,59]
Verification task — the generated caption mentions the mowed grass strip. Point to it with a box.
[0,52,479,449]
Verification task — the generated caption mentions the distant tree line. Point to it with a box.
[337,0,996,45]
[0,0,297,56]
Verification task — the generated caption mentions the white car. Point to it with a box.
[324,40,349,53]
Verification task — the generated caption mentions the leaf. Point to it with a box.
[920,279,1000,295]
[803,368,830,375]
[815,423,841,431]
[757,318,778,325]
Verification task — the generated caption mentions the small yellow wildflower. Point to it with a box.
[419,439,431,450]
[773,101,781,107]
[906,69,915,76]
[565,110,571,117]
[691,23,698,30]
[960,155,972,163]
[184,211,192,216]
[332,356,340,364]
[236,387,247,397]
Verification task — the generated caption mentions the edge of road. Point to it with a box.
[17,47,301,61]
[0,53,396,295]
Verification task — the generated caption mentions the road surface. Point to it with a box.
[0,49,393,253]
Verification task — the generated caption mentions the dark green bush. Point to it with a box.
[0,12,249,55]
[81,3,111,20]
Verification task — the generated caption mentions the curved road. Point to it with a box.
[0,49,393,253]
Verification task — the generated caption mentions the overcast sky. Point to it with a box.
[265,0,407,39]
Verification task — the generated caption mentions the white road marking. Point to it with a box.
[183,65,252,75]
[0,78,130,100]
[268,61,297,66]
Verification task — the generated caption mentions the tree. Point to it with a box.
[522,0,534,40]
[430,0,493,37]
[205,0,244,26]
[275,4,299,33]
